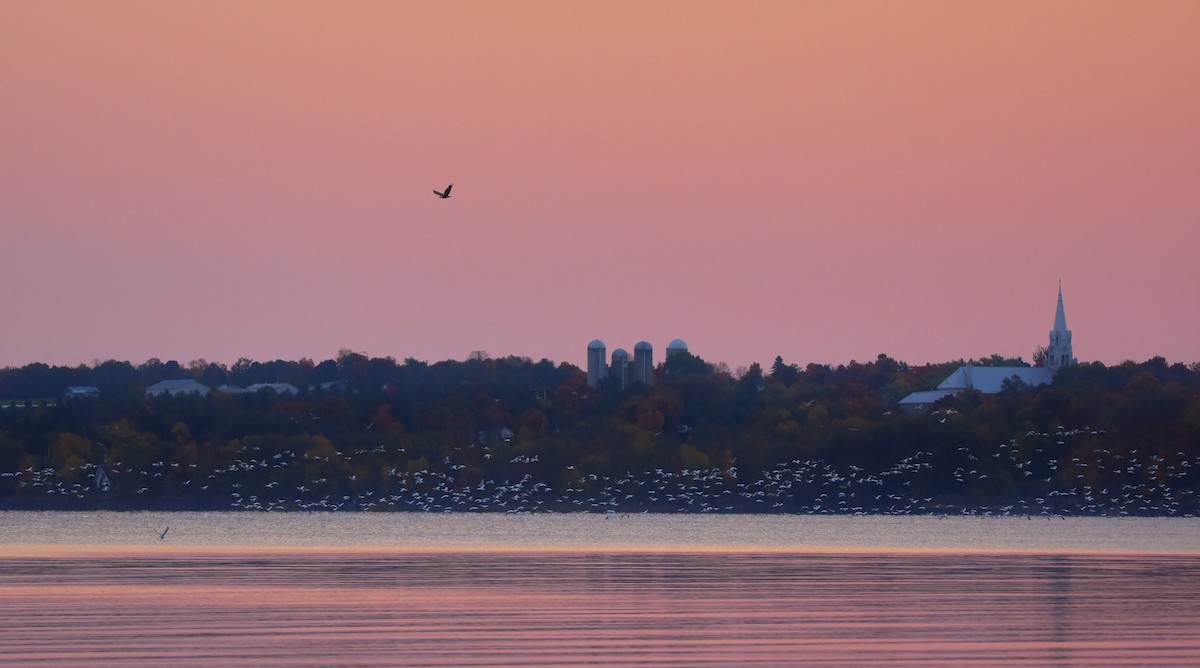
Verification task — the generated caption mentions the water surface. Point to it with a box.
[2,512,1199,666]
[5,511,1200,553]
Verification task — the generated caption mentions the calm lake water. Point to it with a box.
[2,512,1200,666]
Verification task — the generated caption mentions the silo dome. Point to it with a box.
[612,348,629,360]
[634,341,652,351]
[667,338,688,351]
[588,339,606,349]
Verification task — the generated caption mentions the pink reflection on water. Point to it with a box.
[2,550,1200,666]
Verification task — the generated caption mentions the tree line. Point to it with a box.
[1,350,1198,512]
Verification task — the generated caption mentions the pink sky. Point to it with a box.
[2,1,1197,371]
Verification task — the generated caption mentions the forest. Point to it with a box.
[1,350,1198,515]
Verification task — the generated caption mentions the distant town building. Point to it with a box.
[145,379,211,398]
[666,338,689,358]
[899,286,1076,413]
[610,348,630,389]
[63,386,99,400]
[633,341,654,386]
[587,339,608,387]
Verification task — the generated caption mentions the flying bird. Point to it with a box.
[433,183,453,199]
[156,526,169,540]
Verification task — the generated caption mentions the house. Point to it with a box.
[145,379,211,398]
[899,286,1075,413]
[63,386,100,400]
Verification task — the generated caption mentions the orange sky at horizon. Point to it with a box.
[2,1,1197,371]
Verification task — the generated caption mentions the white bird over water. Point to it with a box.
[433,183,453,199]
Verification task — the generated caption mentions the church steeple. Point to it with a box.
[1046,282,1075,374]
[1053,281,1068,331]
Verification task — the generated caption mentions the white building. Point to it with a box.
[899,286,1075,412]
[63,386,100,400]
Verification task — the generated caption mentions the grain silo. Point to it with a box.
[586,339,608,387]
[633,341,654,386]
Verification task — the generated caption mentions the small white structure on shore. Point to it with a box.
[93,465,112,492]
[63,386,100,400]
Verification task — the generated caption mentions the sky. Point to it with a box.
[2,1,1197,372]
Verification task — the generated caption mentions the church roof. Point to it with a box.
[1053,285,1068,331]
[936,365,1053,393]
[899,365,1054,411]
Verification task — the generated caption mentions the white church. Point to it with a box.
[899,286,1077,412]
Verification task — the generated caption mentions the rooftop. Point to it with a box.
[937,365,1054,393]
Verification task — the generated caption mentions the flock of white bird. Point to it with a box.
[6,424,1196,516]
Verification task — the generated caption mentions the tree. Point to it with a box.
[1032,345,1048,368]
[50,433,92,483]
[370,403,404,433]
[770,356,799,385]
[663,351,710,377]
[973,354,1028,367]
[0,436,31,474]
[736,363,765,408]
[1000,376,1030,394]
[199,362,229,387]
[637,409,665,434]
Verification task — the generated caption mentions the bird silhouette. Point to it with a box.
[156,526,169,540]
[433,183,453,199]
